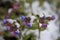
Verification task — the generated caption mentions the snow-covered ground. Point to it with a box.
[0,20,6,40]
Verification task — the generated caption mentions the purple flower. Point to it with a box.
[41,24,47,28]
[51,15,55,20]
[42,16,46,20]
[23,21,26,26]
[14,31,19,36]
[20,16,25,21]
[5,16,10,19]
[4,19,7,24]
[27,23,32,28]
[7,26,10,31]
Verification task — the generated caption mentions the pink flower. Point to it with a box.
[7,26,10,31]
[13,4,18,10]
[23,21,27,26]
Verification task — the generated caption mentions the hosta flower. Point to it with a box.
[41,24,47,29]
[51,15,55,20]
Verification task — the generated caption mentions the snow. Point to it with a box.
[7,19,16,24]
[30,15,36,24]
[7,19,20,28]
[8,8,13,14]
[15,22,20,28]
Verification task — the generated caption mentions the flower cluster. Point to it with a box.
[22,16,32,28]
[39,15,55,29]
